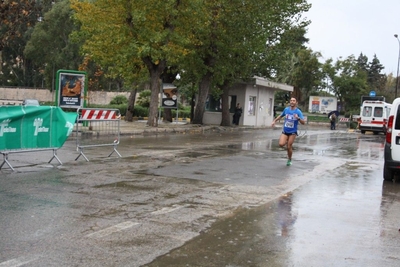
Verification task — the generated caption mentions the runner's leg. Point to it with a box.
[278,134,288,147]
[286,134,296,160]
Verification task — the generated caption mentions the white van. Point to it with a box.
[359,101,392,134]
[383,98,400,180]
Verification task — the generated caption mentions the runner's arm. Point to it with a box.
[272,113,284,126]
[296,112,305,125]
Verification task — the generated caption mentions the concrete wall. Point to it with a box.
[0,87,130,105]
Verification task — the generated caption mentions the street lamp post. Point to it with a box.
[395,34,400,99]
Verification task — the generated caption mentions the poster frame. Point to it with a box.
[55,69,87,109]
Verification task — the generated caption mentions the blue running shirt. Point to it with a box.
[280,107,304,134]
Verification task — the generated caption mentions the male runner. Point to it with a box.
[271,97,305,166]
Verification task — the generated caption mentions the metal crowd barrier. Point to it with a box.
[338,117,351,129]
[1,148,63,172]
[75,108,122,161]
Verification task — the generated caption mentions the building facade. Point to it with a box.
[202,76,293,127]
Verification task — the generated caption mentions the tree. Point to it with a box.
[367,54,386,94]
[179,0,311,125]
[323,56,368,113]
[356,53,387,95]
[73,0,310,127]
[24,0,82,90]
[276,48,323,107]
[0,0,42,52]
[72,0,198,127]
[0,0,57,86]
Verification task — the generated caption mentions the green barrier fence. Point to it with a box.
[0,106,77,170]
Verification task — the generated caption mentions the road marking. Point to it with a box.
[0,256,38,267]
[151,205,185,215]
[86,221,139,238]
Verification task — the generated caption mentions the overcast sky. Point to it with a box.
[304,0,400,75]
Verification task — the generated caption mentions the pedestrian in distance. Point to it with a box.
[232,103,242,125]
[271,97,305,166]
[329,113,336,130]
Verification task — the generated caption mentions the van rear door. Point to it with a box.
[360,101,388,132]
[391,104,400,160]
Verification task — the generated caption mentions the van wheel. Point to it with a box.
[383,163,394,181]
[361,130,366,134]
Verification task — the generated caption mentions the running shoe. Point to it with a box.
[286,160,292,166]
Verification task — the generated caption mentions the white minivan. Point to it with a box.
[383,98,400,180]
[359,101,392,134]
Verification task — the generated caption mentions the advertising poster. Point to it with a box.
[311,100,320,113]
[56,70,87,109]
[308,96,337,113]
[162,84,178,108]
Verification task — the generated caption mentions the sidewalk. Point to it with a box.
[117,119,349,136]
[118,120,265,136]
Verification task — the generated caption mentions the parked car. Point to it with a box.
[383,98,400,180]
[22,99,40,106]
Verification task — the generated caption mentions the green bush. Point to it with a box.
[134,105,149,117]
[306,114,329,122]
[171,108,190,118]
[88,103,127,116]
[108,104,127,116]
[136,90,151,108]
[110,95,128,105]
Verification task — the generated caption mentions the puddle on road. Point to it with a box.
[145,160,400,267]
[144,203,290,267]
[141,146,184,150]
[94,181,156,191]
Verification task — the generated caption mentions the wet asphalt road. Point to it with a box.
[1,126,400,266]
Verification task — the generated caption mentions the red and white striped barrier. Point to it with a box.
[75,108,121,161]
[339,118,350,122]
[81,109,118,120]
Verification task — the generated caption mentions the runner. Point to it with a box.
[271,97,305,166]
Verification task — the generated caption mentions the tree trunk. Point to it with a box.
[292,86,302,103]
[220,82,231,126]
[148,71,161,127]
[190,91,195,122]
[192,71,212,124]
[163,108,172,122]
[125,87,137,122]
[143,57,166,127]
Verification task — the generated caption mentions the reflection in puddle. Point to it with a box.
[276,192,297,237]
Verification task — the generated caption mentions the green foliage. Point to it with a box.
[171,106,190,118]
[110,95,128,105]
[305,114,329,122]
[0,0,57,87]
[134,105,149,117]
[24,0,83,89]
[72,0,312,126]
[323,55,368,113]
[88,103,127,116]
[136,90,151,108]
